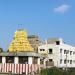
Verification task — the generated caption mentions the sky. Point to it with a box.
[0,0,75,50]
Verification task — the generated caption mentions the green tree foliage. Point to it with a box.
[39,67,75,75]
[0,48,3,52]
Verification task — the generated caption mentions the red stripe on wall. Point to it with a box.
[0,63,39,74]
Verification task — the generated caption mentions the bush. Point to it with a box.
[39,67,75,75]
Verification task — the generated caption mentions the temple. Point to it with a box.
[0,29,41,66]
[8,29,34,52]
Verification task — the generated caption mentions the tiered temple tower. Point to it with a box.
[8,29,34,52]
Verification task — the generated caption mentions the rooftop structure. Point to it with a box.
[28,35,43,52]
[47,38,64,45]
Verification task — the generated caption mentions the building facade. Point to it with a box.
[38,38,75,68]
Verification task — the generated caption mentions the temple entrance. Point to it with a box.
[6,56,14,63]
[19,56,28,64]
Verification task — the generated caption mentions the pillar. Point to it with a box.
[28,57,32,64]
[14,57,19,64]
[43,59,46,67]
[37,58,40,65]
[2,57,6,63]
[37,57,40,72]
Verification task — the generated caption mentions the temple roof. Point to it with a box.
[0,52,41,57]
[8,29,34,52]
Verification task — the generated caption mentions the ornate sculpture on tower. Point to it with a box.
[8,29,34,52]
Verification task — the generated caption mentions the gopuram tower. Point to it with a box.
[8,29,34,52]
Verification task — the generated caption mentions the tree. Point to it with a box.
[0,48,3,52]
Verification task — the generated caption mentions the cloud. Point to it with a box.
[54,4,70,13]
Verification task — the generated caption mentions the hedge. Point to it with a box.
[39,67,75,75]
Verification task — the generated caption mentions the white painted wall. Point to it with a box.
[38,39,75,68]
[2,57,6,63]
[37,58,40,65]
[28,57,33,64]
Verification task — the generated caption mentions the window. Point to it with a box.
[70,60,72,64]
[43,49,45,51]
[70,51,72,55]
[49,59,53,62]
[40,49,42,51]
[64,50,67,54]
[64,59,67,64]
[64,50,69,54]
[60,49,62,53]
[68,60,69,63]
[49,49,53,54]
[56,41,60,45]
[60,59,62,64]
[40,49,45,51]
